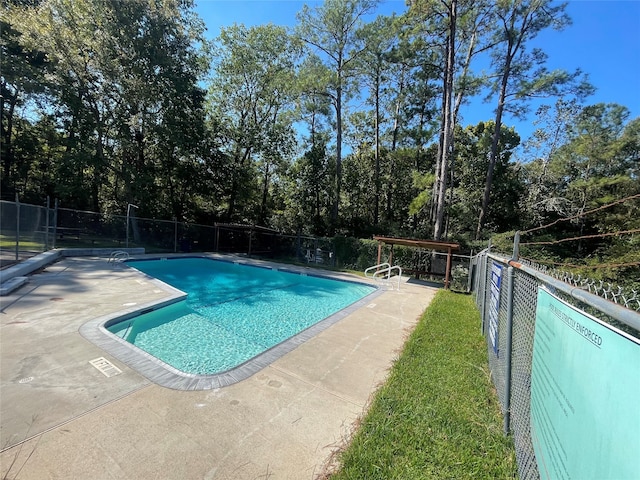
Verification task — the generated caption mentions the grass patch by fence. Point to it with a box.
[328,290,517,479]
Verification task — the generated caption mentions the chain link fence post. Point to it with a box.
[503,265,515,436]
[173,217,178,253]
[14,193,20,261]
[502,231,520,435]
[45,196,50,250]
[52,198,58,249]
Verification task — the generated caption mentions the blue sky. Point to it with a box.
[194,0,640,143]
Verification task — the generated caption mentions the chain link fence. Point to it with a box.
[1,198,340,267]
[1,199,473,287]
[0,199,56,268]
[471,249,640,480]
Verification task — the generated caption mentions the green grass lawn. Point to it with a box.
[328,290,518,480]
[0,235,44,250]
[1,233,139,251]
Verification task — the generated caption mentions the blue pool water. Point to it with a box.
[107,257,376,375]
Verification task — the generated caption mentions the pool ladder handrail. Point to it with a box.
[364,262,390,278]
[364,263,403,290]
[107,250,130,265]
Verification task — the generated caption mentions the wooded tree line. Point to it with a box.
[2,0,638,276]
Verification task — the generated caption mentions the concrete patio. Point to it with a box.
[1,254,437,479]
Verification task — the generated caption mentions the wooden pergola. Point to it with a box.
[373,236,460,288]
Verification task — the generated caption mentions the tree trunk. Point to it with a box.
[315,187,321,227]
[445,27,477,237]
[333,81,342,231]
[227,147,252,220]
[433,0,456,241]
[374,68,380,226]
[1,87,17,183]
[476,53,512,240]
[260,161,270,223]
[431,111,445,225]
[387,65,406,220]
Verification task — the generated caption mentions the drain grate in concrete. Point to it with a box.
[89,357,122,377]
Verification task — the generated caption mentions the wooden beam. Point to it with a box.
[372,235,459,251]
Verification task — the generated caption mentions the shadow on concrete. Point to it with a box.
[406,278,444,289]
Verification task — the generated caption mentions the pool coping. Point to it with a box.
[79,253,384,391]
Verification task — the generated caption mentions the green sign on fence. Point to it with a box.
[530,287,640,479]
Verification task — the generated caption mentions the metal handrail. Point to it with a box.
[107,250,130,264]
[365,263,390,278]
[365,263,403,290]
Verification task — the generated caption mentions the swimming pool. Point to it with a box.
[102,257,377,381]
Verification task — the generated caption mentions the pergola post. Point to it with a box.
[445,247,452,289]
[376,241,382,265]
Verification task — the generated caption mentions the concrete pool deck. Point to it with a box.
[1,254,438,479]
